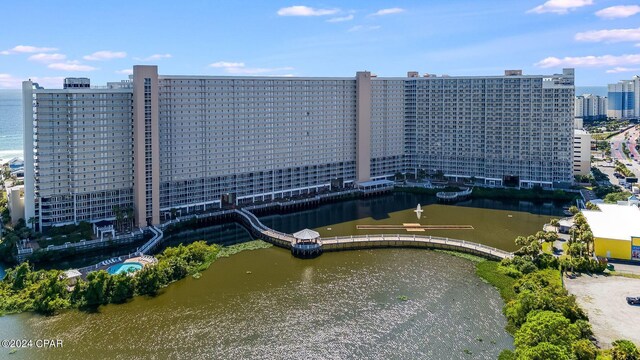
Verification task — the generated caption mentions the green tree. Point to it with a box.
[516,342,571,360]
[135,265,163,296]
[498,349,515,360]
[125,208,134,231]
[571,339,598,360]
[569,206,579,215]
[113,206,123,233]
[514,235,542,260]
[611,340,640,360]
[9,262,31,291]
[84,271,112,307]
[110,273,134,304]
[33,271,70,315]
[514,311,580,351]
[585,202,599,210]
[550,218,560,227]
[163,257,189,282]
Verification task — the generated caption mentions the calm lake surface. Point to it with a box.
[0,193,565,359]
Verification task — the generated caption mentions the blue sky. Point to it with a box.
[1,0,639,88]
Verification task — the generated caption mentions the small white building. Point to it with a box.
[573,129,591,177]
[6,185,24,225]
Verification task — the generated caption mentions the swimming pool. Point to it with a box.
[107,262,143,275]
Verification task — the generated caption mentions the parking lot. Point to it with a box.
[564,274,640,348]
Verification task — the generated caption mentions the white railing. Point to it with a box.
[36,230,144,252]
[137,226,163,255]
[321,233,512,259]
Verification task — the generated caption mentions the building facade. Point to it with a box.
[23,67,575,230]
[575,94,607,120]
[573,129,591,177]
[607,76,639,119]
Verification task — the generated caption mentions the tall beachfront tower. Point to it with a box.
[607,76,640,119]
[23,67,574,230]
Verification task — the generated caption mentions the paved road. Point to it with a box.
[609,125,640,176]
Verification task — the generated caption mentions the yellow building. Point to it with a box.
[583,204,640,260]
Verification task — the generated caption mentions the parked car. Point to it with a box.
[627,296,640,305]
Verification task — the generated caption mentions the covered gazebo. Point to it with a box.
[291,229,323,258]
[293,229,321,245]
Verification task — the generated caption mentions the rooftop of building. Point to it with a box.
[582,203,640,241]
[27,67,575,90]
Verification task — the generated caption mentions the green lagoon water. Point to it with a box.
[0,193,565,359]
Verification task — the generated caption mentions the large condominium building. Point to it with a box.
[23,66,575,230]
[607,76,639,119]
[575,94,607,120]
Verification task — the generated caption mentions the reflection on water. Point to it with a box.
[0,193,564,359]
[261,193,563,252]
[0,249,513,360]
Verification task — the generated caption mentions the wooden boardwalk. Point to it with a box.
[234,209,512,260]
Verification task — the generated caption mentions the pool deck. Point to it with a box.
[125,255,157,266]
[75,254,158,279]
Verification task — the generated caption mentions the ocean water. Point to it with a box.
[0,89,23,162]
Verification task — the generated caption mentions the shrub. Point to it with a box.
[572,339,598,360]
[611,340,640,360]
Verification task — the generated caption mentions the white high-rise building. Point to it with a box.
[607,76,640,119]
[23,67,575,230]
[575,94,607,120]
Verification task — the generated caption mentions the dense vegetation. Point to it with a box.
[0,241,222,315]
[476,215,637,359]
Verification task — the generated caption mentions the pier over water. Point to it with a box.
[233,208,512,260]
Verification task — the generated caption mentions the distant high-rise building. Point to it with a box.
[607,76,639,119]
[575,94,607,120]
[22,67,575,230]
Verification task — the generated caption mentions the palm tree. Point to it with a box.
[27,217,36,229]
[126,208,134,231]
[113,206,123,233]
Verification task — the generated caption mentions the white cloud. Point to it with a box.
[27,53,66,63]
[0,45,58,55]
[575,27,640,43]
[30,76,66,88]
[48,61,97,71]
[210,61,246,68]
[370,8,405,16]
[535,53,640,68]
[83,50,127,61]
[277,6,338,16]
[0,74,21,88]
[0,74,65,89]
[528,0,593,14]
[348,25,381,32]
[209,61,293,75]
[596,5,640,19]
[327,14,354,22]
[606,66,640,73]
[115,69,134,75]
[134,53,172,61]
